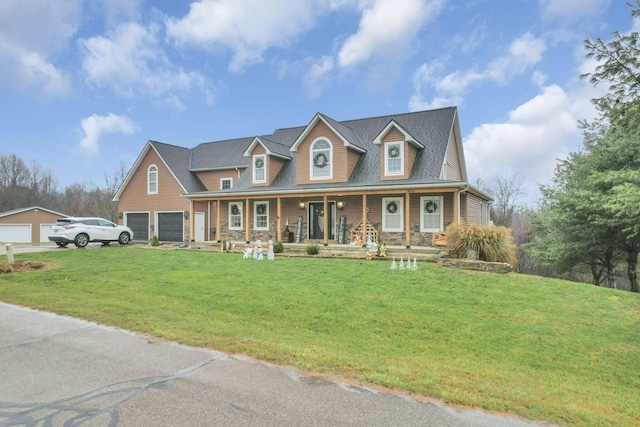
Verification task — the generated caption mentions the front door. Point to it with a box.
[308,202,335,240]
[194,212,205,242]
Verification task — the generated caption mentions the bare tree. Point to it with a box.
[484,175,523,227]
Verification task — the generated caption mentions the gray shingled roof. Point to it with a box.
[157,107,460,195]
[150,141,207,193]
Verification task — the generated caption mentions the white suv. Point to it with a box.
[48,217,133,248]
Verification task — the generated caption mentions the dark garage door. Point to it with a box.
[126,213,149,241]
[158,213,184,242]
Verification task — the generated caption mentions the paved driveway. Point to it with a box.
[0,304,547,427]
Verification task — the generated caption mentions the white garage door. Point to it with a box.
[40,224,54,243]
[0,224,31,243]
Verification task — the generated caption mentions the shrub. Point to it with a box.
[150,235,160,246]
[273,241,284,253]
[306,243,320,255]
[445,222,516,266]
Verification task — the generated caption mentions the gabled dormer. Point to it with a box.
[243,136,292,186]
[290,113,366,185]
[373,120,425,180]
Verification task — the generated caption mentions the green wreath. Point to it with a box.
[386,201,398,214]
[313,152,328,168]
[388,145,400,158]
[254,157,264,168]
[425,201,438,213]
[231,205,239,216]
[256,204,266,215]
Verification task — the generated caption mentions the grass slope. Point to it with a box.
[1,247,638,426]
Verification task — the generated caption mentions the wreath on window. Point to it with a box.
[313,152,328,168]
[231,205,239,216]
[315,206,324,216]
[254,158,264,168]
[388,146,400,158]
[386,201,398,214]
[256,204,266,215]
[425,201,438,213]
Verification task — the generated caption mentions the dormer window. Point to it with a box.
[385,142,404,176]
[253,155,266,184]
[147,165,158,194]
[311,138,332,180]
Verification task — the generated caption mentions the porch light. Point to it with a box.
[337,200,345,210]
[299,201,306,209]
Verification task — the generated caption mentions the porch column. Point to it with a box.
[216,200,221,243]
[405,191,411,249]
[277,197,282,242]
[323,195,329,246]
[245,198,250,243]
[361,194,367,247]
[189,199,194,242]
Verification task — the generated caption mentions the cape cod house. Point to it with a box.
[113,107,492,247]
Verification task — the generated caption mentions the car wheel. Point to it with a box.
[55,242,68,248]
[118,232,131,245]
[74,233,89,248]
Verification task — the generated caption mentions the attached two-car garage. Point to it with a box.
[125,211,184,242]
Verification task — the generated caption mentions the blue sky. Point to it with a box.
[0,0,637,203]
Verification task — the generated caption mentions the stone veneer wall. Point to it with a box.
[438,258,512,274]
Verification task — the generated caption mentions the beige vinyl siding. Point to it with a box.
[269,157,285,184]
[195,169,243,190]
[443,132,462,181]
[465,193,484,225]
[117,149,189,226]
[347,149,360,179]
[296,121,350,184]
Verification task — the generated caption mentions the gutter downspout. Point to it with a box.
[458,185,469,224]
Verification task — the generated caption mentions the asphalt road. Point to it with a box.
[0,302,550,427]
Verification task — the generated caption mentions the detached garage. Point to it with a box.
[0,206,69,244]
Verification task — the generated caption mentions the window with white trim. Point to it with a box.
[253,155,266,184]
[220,178,232,190]
[385,142,404,176]
[254,201,269,230]
[310,138,331,179]
[420,196,443,232]
[382,197,403,232]
[147,165,158,194]
[229,202,243,230]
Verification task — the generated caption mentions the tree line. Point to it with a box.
[0,153,125,223]
[488,2,640,293]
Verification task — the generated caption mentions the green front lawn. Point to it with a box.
[1,247,638,426]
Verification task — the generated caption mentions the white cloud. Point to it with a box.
[463,83,603,202]
[166,0,322,72]
[438,33,546,95]
[0,0,81,97]
[303,56,335,98]
[79,113,138,155]
[539,0,612,22]
[337,0,445,68]
[79,22,209,107]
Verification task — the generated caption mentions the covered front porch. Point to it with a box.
[186,185,476,248]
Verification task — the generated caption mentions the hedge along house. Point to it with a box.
[113,107,492,247]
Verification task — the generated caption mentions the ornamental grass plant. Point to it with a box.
[445,221,516,265]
